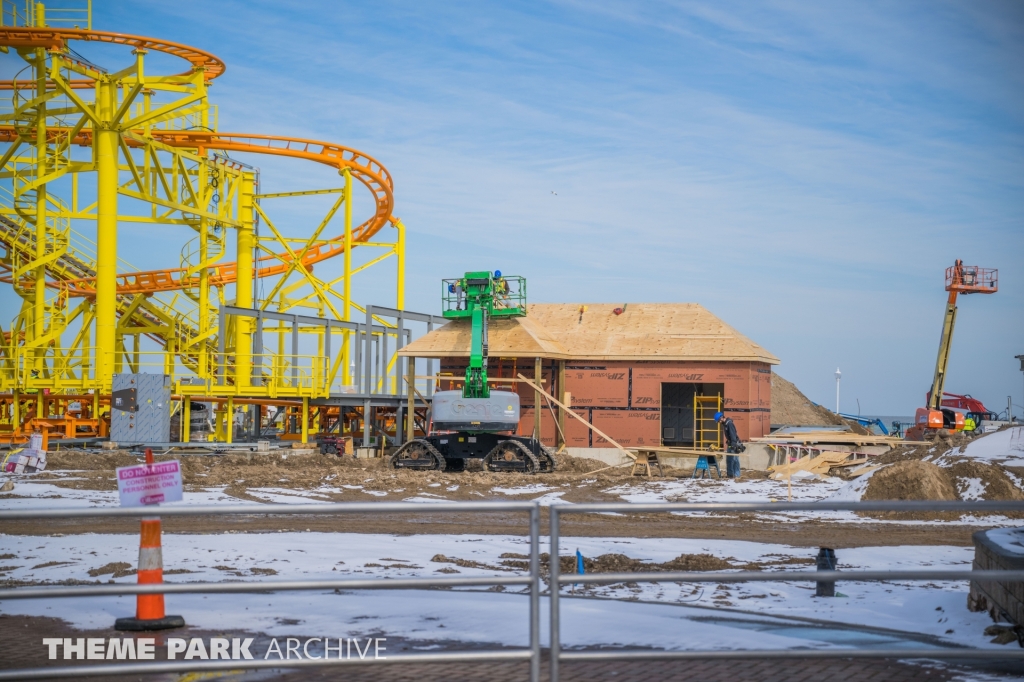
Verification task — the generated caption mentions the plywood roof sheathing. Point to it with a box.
[399,303,779,363]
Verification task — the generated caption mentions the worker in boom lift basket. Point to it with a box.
[715,411,744,478]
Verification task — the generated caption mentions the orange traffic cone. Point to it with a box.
[115,449,185,631]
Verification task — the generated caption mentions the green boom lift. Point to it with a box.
[388,271,555,473]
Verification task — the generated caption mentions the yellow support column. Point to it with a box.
[32,43,47,370]
[341,169,352,385]
[226,397,234,444]
[182,398,191,443]
[234,171,255,390]
[301,396,309,444]
[395,219,405,310]
[197,157,210,381]
[95,77,119,391]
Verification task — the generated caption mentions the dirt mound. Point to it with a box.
[557,552,734,574]
[861,460,960,521]
[948,461,1024,501]
[552,453,608,473]
[46,450,140,470]
[863,460,958,501]
[770,374,844,427]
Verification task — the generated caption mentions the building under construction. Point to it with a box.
[400,303,778,454]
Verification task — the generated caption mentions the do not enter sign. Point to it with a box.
[116,460,183,507]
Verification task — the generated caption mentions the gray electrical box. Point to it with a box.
[110,373,172,444]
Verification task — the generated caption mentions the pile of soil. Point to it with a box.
[489,552,740,580]
[551,453,609,473]
[770,374,844,427]
[862,460,958,502]
[874,430,978,466]
[861,460,960,520]
[770,374,869,434]
[860,459,1024,520]
[564,552,735,574]
[948,461,1024,501]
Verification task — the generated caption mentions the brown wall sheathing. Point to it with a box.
[564,366,629,407]
[438,357,772,448]
[591,410,661,448]
[519,407,558,447]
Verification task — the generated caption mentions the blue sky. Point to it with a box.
[66,1,1024,414]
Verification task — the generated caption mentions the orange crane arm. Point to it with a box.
[927,261,998,411]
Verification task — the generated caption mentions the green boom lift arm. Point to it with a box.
[442,271,528,400]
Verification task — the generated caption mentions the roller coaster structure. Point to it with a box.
[0,1,409,444]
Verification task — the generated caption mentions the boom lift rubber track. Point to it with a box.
[390,435,556,473]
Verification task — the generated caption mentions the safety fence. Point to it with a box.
[547,500,1024,682]
[1,500,1024,680]
[0,501,541,680]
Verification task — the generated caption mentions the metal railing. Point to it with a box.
[2,499,1024,680]
[0,501,542,681]
[548,500,1024,682]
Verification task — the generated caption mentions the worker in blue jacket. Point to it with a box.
[715,411,744,477]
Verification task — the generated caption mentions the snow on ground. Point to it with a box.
[491,484,554,495]
[938,427,1024,467]
[0,531,1006,651]
[986,527,1024,556]
[601,475,1020,527]
[0,479,244,508]
[957,478,987,501]
[3,469,1020,527]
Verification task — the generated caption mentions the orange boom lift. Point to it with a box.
[907,260,998,441]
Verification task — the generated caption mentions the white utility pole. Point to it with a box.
[1016,355,1024,422]
[835,368,842,413]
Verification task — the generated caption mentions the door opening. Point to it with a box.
[661,382,724,447]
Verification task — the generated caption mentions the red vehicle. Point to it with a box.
[939,392,1000,422]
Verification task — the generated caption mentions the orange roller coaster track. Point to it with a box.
[0,26,226,83]
[0,126,396,296]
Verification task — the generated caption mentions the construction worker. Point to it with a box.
[963,414,976,433]
[493,270,510,307]
[448,281,465,310]
[715,411,744,478]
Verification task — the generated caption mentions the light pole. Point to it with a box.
[835,368,841,414]
[1015,355,1023,422]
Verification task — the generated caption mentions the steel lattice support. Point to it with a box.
[0,1,407,443]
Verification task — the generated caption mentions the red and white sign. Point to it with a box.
[116,461,183,507]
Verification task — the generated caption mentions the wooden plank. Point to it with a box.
[516,373,636,461]
[848,464,881,477]
[769,450,854,478]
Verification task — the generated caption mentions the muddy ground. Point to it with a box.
[0,447,1011,547]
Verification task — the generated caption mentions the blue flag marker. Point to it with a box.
[576,549,585,576]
